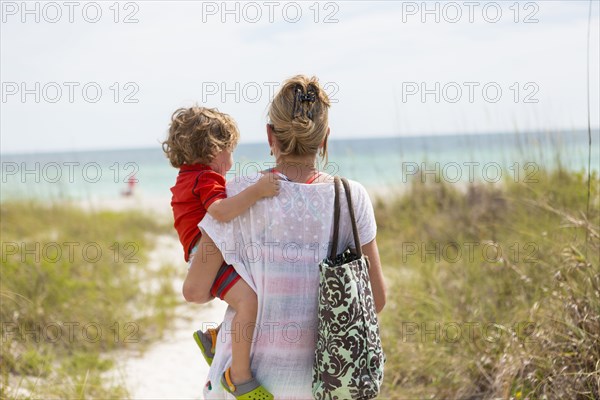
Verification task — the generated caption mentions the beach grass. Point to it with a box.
[0,201,178,399]
[375,167,599,399]
[1,164,598,399]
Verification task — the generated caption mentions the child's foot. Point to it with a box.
[221,367,274,400]
[193,327,218,366]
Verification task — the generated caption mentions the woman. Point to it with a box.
[183,75,386,399]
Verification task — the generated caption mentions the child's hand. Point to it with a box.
[255,172,281,198]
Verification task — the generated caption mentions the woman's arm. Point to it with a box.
[362,238,387,313]
[182,232,224,304]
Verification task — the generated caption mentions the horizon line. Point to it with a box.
[2,127,598,157]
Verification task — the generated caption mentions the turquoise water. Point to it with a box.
[1,130,597,201]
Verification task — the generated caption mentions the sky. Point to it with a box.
[1,0,599,154]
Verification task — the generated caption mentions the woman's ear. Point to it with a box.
[318,128,330,160]
[266,124,274,147]
[320,128,330,148]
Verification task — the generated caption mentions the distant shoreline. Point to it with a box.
[2,130,597,204]
[1,128,598,157]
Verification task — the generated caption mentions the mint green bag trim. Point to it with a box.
[312,177,385,400]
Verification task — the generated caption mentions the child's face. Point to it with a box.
[210,148,234,176]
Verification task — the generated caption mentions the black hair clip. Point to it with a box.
[301,90,316,103]
[292,85,317,119]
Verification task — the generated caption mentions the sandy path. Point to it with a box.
[110,233,229,399]
[120,301,228,399]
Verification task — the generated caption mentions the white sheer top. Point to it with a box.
[199,172,377,399]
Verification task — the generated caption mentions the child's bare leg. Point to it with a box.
[222,278,258,384]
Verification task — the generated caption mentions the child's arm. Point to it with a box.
[207,172,280,222]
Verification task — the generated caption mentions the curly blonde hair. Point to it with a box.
[162,106,240,168]
[268,75,330,161]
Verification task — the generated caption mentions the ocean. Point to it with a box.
[1,130,597,202]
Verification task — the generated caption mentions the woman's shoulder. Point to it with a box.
[317,174,370,198]
[224,172,261,195]
[225,171,371,201]
[344,179,373,212]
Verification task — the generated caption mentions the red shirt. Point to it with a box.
[170,164,227,262]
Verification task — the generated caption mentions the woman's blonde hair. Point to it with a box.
[268,75,330,161]
[162,106,240,168]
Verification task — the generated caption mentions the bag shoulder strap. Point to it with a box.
[329,176,363,260]
[341,177,363,257]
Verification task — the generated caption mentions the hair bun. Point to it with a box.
[268,75,330,159]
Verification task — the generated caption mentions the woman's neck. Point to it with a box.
[275,156,319,183]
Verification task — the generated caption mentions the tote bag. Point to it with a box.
[312,177,385,400]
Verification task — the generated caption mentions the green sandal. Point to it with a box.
[221,368,274,400]
[193,328,218,366]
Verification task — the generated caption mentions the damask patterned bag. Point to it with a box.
[312,177,385,400]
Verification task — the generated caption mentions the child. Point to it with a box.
[162,106,278,399]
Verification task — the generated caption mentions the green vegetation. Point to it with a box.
[0,202,178,399]
[2,166,598,399]
[376,169,599,399]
